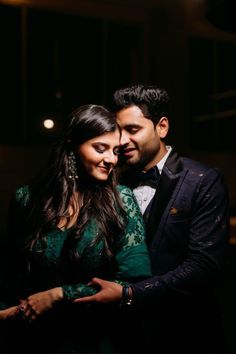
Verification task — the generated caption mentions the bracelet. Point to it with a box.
[121,285,133,306]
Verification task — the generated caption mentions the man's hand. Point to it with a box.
[73,278,123,304]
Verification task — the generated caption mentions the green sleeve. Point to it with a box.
[0,302,7,310]
[114,185,152,282]
[63,284,97,300]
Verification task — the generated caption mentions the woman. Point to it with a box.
[0,104,151,354]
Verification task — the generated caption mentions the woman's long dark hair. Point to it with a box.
[24,104,126,259]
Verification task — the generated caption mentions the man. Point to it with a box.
[75,84,230,353]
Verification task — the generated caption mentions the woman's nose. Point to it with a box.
[103,151,118,165]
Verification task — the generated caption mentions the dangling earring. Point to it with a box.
[68,151,79,180]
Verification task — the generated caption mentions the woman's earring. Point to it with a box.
[68,151,79,180]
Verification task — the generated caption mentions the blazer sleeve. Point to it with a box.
[131,167,230,304]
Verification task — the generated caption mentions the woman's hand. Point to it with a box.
[0,306,19,320]
[23,287,63,321]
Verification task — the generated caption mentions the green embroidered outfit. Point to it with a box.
[0,185,151,354]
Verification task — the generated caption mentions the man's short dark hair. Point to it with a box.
[113,84,170,125]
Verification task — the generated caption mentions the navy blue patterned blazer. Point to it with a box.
[128,149,230,354]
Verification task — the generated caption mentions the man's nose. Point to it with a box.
[120,131,130,145]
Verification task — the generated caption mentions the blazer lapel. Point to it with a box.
[145,150,182,246]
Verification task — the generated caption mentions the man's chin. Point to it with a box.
[125,156,139,166]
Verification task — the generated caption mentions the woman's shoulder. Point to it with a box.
[116,184,134,198]
[116,184,135,200]
[116,185,139,212]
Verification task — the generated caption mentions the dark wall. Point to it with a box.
[1,1,236,235]
[207,0,236,34]
[0,1,236,353]
[0,4,144,146]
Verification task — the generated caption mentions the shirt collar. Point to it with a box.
[157,145,172,174]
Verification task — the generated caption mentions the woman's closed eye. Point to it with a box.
[94,144,106,153]
[93,144,120,156]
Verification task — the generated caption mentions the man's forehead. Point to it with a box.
[117,106,145,121]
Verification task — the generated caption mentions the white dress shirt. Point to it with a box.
[133,146,172,214]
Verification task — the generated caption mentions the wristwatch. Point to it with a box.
[121,284,133,306]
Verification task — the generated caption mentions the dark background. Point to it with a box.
[0,0,236,352]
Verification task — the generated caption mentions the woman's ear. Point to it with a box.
[156,117,169,139]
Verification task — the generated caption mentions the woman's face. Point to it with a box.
[77,129,120,181]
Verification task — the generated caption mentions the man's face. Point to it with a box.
[116,106,168,170]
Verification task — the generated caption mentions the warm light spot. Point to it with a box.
[43,119,55,129]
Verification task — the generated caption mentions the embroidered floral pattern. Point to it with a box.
[2,184,150,303]
[117,185,146,249]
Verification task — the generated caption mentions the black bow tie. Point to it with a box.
[134,166,160,187]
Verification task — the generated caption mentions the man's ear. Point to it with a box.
[156,117,169,138]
